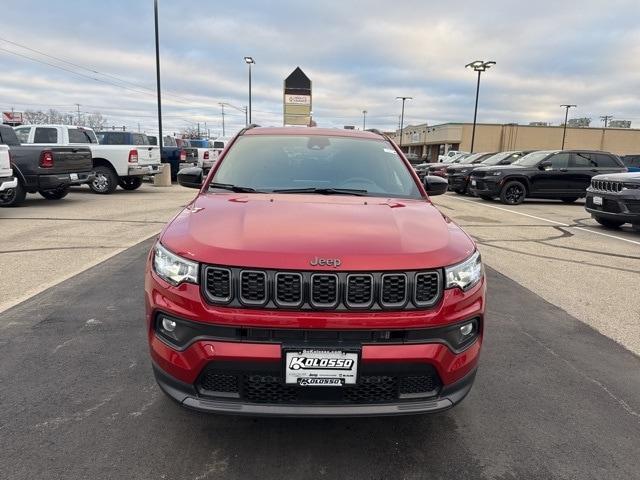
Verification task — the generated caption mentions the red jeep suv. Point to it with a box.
[145,126,485,416]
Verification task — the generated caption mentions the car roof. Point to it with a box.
[244,126,386,140]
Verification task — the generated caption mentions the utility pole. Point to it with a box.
[154,0,163,150]
[137,123,140,133]
[219,103,226,137]
[560,104,577,149]
[197,122,200,137]
[75,103,81,124]
[600,115,613,128]
[396,96,412,149]
[362,110,367,130]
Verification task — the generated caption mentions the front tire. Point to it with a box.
[0,180,26,207]
[39,186,70,200]
[118,177,143,191]
[499,180,527,205]
[90,166,118,194]
[594,217,625,229]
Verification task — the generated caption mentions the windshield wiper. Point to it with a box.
[272,187,368,196]
[209,182,263,193]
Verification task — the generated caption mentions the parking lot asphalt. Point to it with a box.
[432,194,640,356]
[0,237,638,479]
[0,183,196,313]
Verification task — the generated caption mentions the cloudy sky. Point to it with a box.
[1,0,640,137]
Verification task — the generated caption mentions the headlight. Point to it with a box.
[488,171,502,176]
[153,243,199,286]
[445,251,483,291]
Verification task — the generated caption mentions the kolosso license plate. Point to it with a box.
[593,196,603,206]
[285,349,358,386]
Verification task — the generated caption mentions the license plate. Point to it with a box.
[285,349,358,386]
[593,196,603,206]
[70,173,78,181]
[471,179,477,186]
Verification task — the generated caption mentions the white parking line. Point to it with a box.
[446,196,640,247]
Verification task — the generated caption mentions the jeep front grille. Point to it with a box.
[202,266,442,311]
[591,179,623,192]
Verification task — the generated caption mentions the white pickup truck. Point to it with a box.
[14,125,161,194]
[0,145,18,199]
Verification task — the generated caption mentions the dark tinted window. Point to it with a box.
[213,141,225,149]
[0,126,20,146]
[164,136,177,147]
[68,128,96,144]
[14,127,30,143]
[132,134,149,146]
[572,152,596,167]
[212,135,421,199]
[99,132,125,145]
[594,154,620,168]
[547,152,570,168]
[34,127,58,143]
[148,136,158,145]
[622,155,640,167]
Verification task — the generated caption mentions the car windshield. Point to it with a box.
[513,151,554,166]
[482,152,517,166]
[459,153,486,164]
[210,135,422,199]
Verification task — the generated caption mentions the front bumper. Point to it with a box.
[128,164,161,176]
[145,268,485,416]
[585,190,640,224]
[469,176,501,197]
[447,174,469,191]
[0,176,17,192]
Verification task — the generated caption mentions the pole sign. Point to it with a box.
[283,67,312,126]
[2,111,23,125]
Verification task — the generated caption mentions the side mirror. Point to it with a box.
[539,161,552,171]
[177,167,203,189]
[423,175,448,196]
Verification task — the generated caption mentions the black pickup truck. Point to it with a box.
[0,125,93,207]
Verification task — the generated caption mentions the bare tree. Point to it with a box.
[180,126,200,139]
[21,108,107,128]
[82,112,107,130]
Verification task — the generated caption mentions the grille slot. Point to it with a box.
[204,267,232,303]
[310,274,339,308]
[380,274,407,307]
[414,272,441,306]
[275,272,303,307]
[197,372,239,398]
[239,270,267,305]
[346,274,374,307]
[591,179,623,192]
[399,375,440,397]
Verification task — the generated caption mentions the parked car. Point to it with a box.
[176,138,198,165]
[211,137,230,161]
[188,139,216,172]
[0,143,18,201]
[404,152,420,164]
[439,150,468,162]
[469,150,627,205]
[147,126,485,416]
[434,152,495,189]
[421,153,469,179]
[15,125,161,194]
[620,155,640,172]
[447,151,529,194]
[0,125,93,207]
[147,135,190,181]
[584,173,640,229]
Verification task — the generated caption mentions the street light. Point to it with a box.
[396,96,413,149]
[362,110,367,130]
[154,0,163,149]
[465,60,496,153]
[560,104,577,149]
[244,56,255,124]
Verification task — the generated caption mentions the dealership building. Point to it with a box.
[390,122,640,161]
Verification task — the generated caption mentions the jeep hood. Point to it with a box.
[160,193,475,270]
[474,164,526,172]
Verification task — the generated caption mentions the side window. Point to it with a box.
[14,127,31,143]
[67,128,93,144]
[33,127,58,143]
[571,152,594,168]
[132,134,149,145]
[547,153,571,169]
[594,154,619,168]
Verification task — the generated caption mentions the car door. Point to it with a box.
[529,152,571,194]
[567,152,597,193]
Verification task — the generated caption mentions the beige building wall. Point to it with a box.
[393,122,640,157]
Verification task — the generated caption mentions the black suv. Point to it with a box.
[447,151,528,194]
[469,150,627,205]
[585,173,640,229]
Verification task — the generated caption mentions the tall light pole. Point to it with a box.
[560,104,577,149]
[396,96,412,149]
[362,110,367,130]
[244,56,255,124]
[465,60,496,153]
[154,0,163,150]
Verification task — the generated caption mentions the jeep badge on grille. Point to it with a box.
[310,257,342,268]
